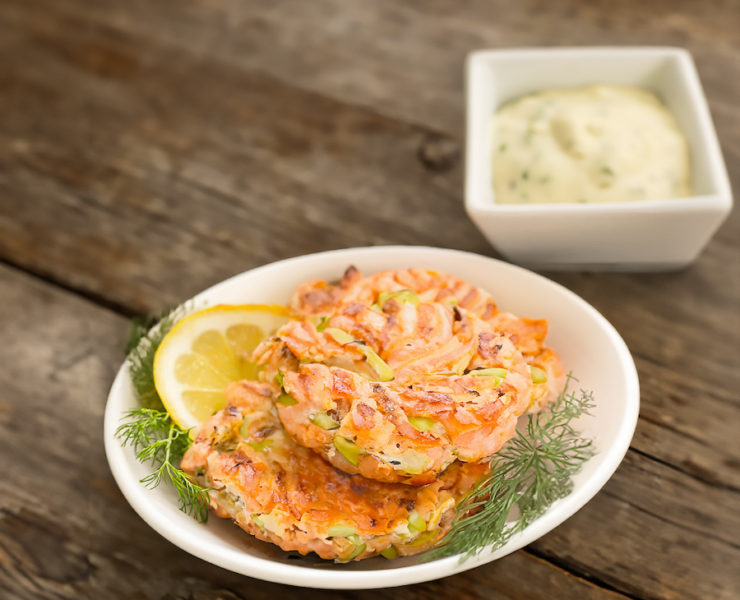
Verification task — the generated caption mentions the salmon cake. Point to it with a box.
[180,380,489,562]
[253,268,565,485]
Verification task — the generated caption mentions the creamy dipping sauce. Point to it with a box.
[492,85,691,204]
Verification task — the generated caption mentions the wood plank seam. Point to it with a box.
[629,446,740,494]
[0,258,139,319]
[631,350,739,410]
[523,548,643,600]
[599,489,740,552]
[0,0,463,141]
[636,411,734,458]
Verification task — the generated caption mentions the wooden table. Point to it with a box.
[1,1,738,598]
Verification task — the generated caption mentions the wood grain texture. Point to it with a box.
[18,0,740,136]
[0,0,479,315]
[0,0,739,598]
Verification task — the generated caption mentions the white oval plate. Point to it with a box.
[104,246,639,589]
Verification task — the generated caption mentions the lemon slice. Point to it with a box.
[153,304,291,432]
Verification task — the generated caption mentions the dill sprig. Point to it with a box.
[116,408,210,522]
[125,315,157,355]
[116,407,172,450]
[126,305,188,410]
[117,304,210,523]
[428,377,595,561]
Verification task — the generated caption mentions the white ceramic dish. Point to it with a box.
[104,246,639,589]
[465,47,733,271]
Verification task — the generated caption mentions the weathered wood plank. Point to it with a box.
[598,450,740,550]
[631,418,740,491]
[30,0,740,281]
[22,0,740,137]
[524,441,740,599]
[3,0,739,310]
[0,265,628,599]
[531,487,739,600]
[0,1,478,316]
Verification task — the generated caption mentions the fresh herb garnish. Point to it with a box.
[427,377,595,561]
[127,306,188,409]
[117,408,210,522]
[125,314,157,355]
[116,304,210,522]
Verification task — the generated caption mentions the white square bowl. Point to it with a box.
[465,47,733,271]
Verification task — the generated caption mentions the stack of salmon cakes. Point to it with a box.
[181,267,564,561]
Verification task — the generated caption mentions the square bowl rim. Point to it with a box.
[466,45,694,62]
[464,45,733,215]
